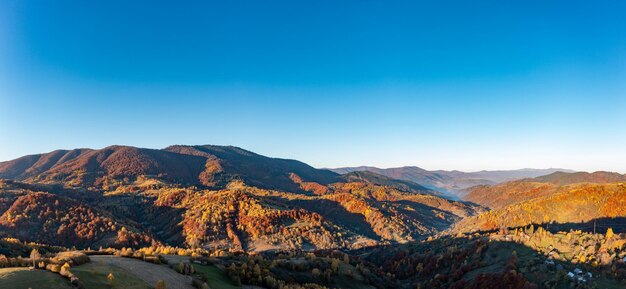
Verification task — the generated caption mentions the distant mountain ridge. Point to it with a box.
[330,166,574,198]
[339,171,445,197]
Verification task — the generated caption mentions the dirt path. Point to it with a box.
[89,255,194,289]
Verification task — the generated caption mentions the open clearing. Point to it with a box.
[0,267,72,289]
[161,255,240,289]
[192,263,241,289]
[72,261,151,289]
[89,255,194,289]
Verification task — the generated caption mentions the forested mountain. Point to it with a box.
[0,145,339,193]
[0,145,480,251]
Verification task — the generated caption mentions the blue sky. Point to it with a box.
[1,1,625,172]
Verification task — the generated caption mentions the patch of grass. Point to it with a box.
[0,267,72,289]
[594,278,626,289]
[72,262,151,289]
[192,264,240,289]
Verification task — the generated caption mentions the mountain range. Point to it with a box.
[330,166,574,199]
[0,145,479,251]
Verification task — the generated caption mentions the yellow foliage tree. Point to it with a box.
[107,273,115,286]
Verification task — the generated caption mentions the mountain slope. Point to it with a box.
[463,181,558,210]
[463,171,626,210]
[454,183,626,233]
[143,181,481,250]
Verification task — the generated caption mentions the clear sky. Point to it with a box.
[1,1,625,172]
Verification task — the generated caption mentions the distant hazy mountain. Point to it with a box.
[330,166,574,198]
[339,171,445,197]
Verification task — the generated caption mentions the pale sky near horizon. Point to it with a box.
[1,1,625,173]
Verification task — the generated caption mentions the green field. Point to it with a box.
[0,267,73,289]
[72,262,152,289]
[192,264,240,289]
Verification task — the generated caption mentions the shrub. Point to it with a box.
[191,278,209,289]
[59,262,72,277]
[176,262,195,275]
[107,273,115,286]
[47,264,61,273]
